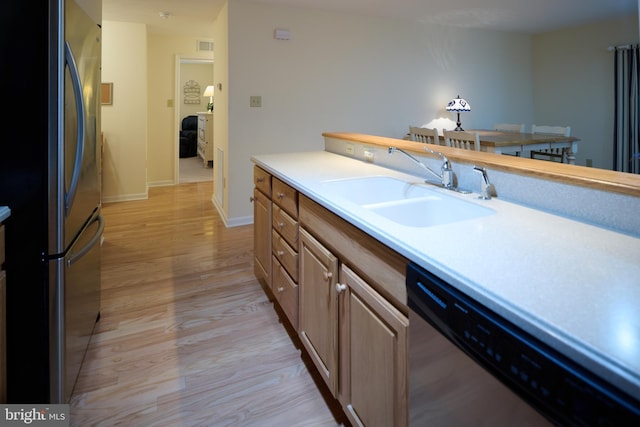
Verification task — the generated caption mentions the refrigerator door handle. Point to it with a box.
[67,214,103,267]
[64,41,86,216]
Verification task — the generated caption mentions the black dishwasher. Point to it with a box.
[407,262,640,426]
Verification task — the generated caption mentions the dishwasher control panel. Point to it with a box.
[406,262,640,426]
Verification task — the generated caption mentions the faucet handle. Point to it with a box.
[473,166,492,200]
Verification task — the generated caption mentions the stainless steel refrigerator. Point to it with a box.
[0,0,102,403]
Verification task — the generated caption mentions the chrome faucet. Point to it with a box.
[473,166,492,199]
[388,146,453,189]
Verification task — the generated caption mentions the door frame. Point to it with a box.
[173,56,214,184]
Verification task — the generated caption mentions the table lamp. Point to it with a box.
[446,95,471,131]
[203,85,214,112]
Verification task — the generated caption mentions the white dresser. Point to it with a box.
[197,112,214,167]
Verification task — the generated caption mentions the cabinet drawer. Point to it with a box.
[272,229,298,282]
[272,205,298,248]
[272,256,299,330]
[254,166,271,197]
[0,224,4,267]
[272,178,298,219]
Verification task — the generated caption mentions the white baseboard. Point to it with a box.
[148,180,174,187]
[102,192,148,203]
[211,195,253,228]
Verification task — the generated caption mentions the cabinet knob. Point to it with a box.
[277,222,285,229]
[323,271,333,281]
[249,196,255,203]
[276,250,284,256]
[336,283,347,293]
[277,287,284,293]
[257,177,264,183]
[277,192,285,199]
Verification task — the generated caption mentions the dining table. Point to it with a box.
[464,130,580,164]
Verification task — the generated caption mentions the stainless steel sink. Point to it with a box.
[320,175,494,227]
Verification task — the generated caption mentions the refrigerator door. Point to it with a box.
[53,0,101,256]
[50,212,103,403]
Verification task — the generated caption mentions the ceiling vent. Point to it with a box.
[197,40,214,52]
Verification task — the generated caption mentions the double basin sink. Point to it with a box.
[320,176,494,228]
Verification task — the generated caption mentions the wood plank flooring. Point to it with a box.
[70,182,347,426]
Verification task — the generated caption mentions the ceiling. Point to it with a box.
[102,0,638,38]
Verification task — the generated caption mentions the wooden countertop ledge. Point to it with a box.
[323,132,640,198]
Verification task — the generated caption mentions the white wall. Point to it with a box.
[225,0,533,223]
[532,15,638,170]
[147,34,213,186]
[213,3,229,218]
[103,2,635,223]
[101,21,148,202]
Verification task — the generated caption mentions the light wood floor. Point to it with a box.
[70,182,347,426]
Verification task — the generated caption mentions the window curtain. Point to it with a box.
[613,45,640,174]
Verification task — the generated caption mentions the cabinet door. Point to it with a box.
[338,264,408,427]
[299,228,339,395]
[253,188,271,286]
[271,256,299,330]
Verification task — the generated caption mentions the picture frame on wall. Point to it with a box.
[101,82,113,105]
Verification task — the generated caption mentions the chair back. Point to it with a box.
[443,130,480,151]
[530,125,571,163]
[531,124,571,137]
[494,123,525,133]
[409,126,439,144]
[182,115,198,131]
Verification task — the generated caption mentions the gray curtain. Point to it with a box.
[613,45,640,173]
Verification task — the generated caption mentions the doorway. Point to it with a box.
[175,57,214,184]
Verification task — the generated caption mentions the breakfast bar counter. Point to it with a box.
[251,149,640,402]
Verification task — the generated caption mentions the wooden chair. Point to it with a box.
[443,129,480,151]
[494,123,525,133]
[530,125,571,163]
[494,123,525,156]
[409,126,439,145]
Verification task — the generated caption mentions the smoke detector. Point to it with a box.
[159,11,172,19]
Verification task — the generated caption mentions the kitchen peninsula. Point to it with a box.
[251,132,640,426]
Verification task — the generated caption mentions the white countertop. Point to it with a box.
[0,206,10,222]
[252,150,640,399]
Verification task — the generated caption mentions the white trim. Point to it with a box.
[174,55,214,185]
[147,180,174,187]
[102,192,149,203]
[211,195,252,228]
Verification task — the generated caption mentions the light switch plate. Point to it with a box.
[250,96,262,107]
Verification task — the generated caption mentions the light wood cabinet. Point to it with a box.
[338,264,408,427]
[197,113,213,167]
[253,188,271,285]
[252,167,300,330]
[270,178,299,329]
[252,167,271,287]
[252,172,409,426]
[299,226,408,427]
[299,228,339,393]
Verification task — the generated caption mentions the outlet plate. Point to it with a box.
[345,144,355,155]
[364,150,374,162]
[250,96,262,107]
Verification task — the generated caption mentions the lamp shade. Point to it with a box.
[203,85,215,97]
[446,95,471,112]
